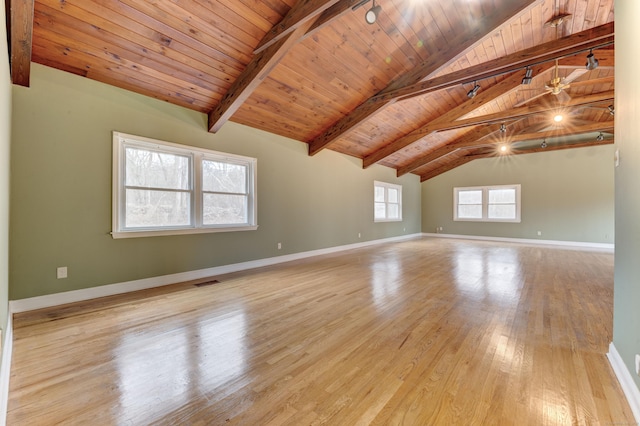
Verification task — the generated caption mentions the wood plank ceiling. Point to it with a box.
[6,0,615,181]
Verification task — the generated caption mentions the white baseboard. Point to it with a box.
[423,232,614,252]
[9,233,421,313]
[607,342,640,423]
[0,310,13,426]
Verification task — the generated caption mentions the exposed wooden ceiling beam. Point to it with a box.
[420,137,613,182]
[303,0,361,37]
[8,0,34,87]
[419,152,492,182]
[433,90,614,131]
[558,49,614,68]
[506,122,614,143]
[396,125,502,176]
[208,0,341,133]
[372,90,613,170]
[510,138,613,155]
[372,22,614,104]
[362,64,553,168]
[307,0,540,156]
[416,121,613,181]
[254,0,343,54]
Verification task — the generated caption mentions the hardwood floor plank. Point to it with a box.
[7,238,635,424]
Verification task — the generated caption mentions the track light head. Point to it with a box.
[596,132,604,142]
[521,67,533,85]
[541,140,548,148]
[586,49,599,70]
[499,123,507,133]
[467,83,480,99]
[365,1,381,24]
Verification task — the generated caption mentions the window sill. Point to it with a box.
[453,218,521,223]
[111,225,259,239]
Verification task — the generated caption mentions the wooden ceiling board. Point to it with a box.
[37,2,237,88]
[8,0,615,179]
[33,6,225,97]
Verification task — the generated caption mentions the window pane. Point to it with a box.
[203,160,247,194]
[488,204,516,219]
[489,188,515,204]
[388,203,399,219]
[374,186,385,202]
[203,193,248,225]
[388,188,398,203]
[458,190,482,205]
[125,189,190,228]
[374,202,386,219]
[458,204,482,219]
[125,147,190,190]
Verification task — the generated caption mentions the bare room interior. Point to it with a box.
[1,0,640,424]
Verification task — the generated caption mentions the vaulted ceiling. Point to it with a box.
[6,0,615,181]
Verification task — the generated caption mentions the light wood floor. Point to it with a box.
[7,237,635,425]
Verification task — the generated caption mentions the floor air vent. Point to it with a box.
[194,280,220,287]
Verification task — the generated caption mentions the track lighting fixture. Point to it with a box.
[521,67,533,85]
[596,132,604,142]
[586,49,599,71]
[365,0,381,24]
[499,123,507,133]
[540,140,548,148]
[351,0,381,24]
[467,82,480,99]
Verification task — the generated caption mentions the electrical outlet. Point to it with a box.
[537,231,542,236]
[635,354,640,376]
[57,266,68,279]
[277,242,282,250]
[358,233,361,238]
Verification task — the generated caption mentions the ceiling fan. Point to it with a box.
[516,60,587,106]
[545,59,571,97]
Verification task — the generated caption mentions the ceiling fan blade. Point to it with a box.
[557,90,571,104]
[563,69,588,84]
[514,91,550,107]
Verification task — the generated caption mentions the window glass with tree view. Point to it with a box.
[112,132,257,238]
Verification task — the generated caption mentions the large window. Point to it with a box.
[112,132,257,238]
[374,181,402,222]
[454,184,521,222]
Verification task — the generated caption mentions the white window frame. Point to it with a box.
[453,184,521,223]
[374,181,403,222]
[112,132,257,238]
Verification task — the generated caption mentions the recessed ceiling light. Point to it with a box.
[553,114,563,123]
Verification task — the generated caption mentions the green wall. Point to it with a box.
[613,0,640,391]
[1,3,11,343]
[10,64,421,300]
[421,145,614,243]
